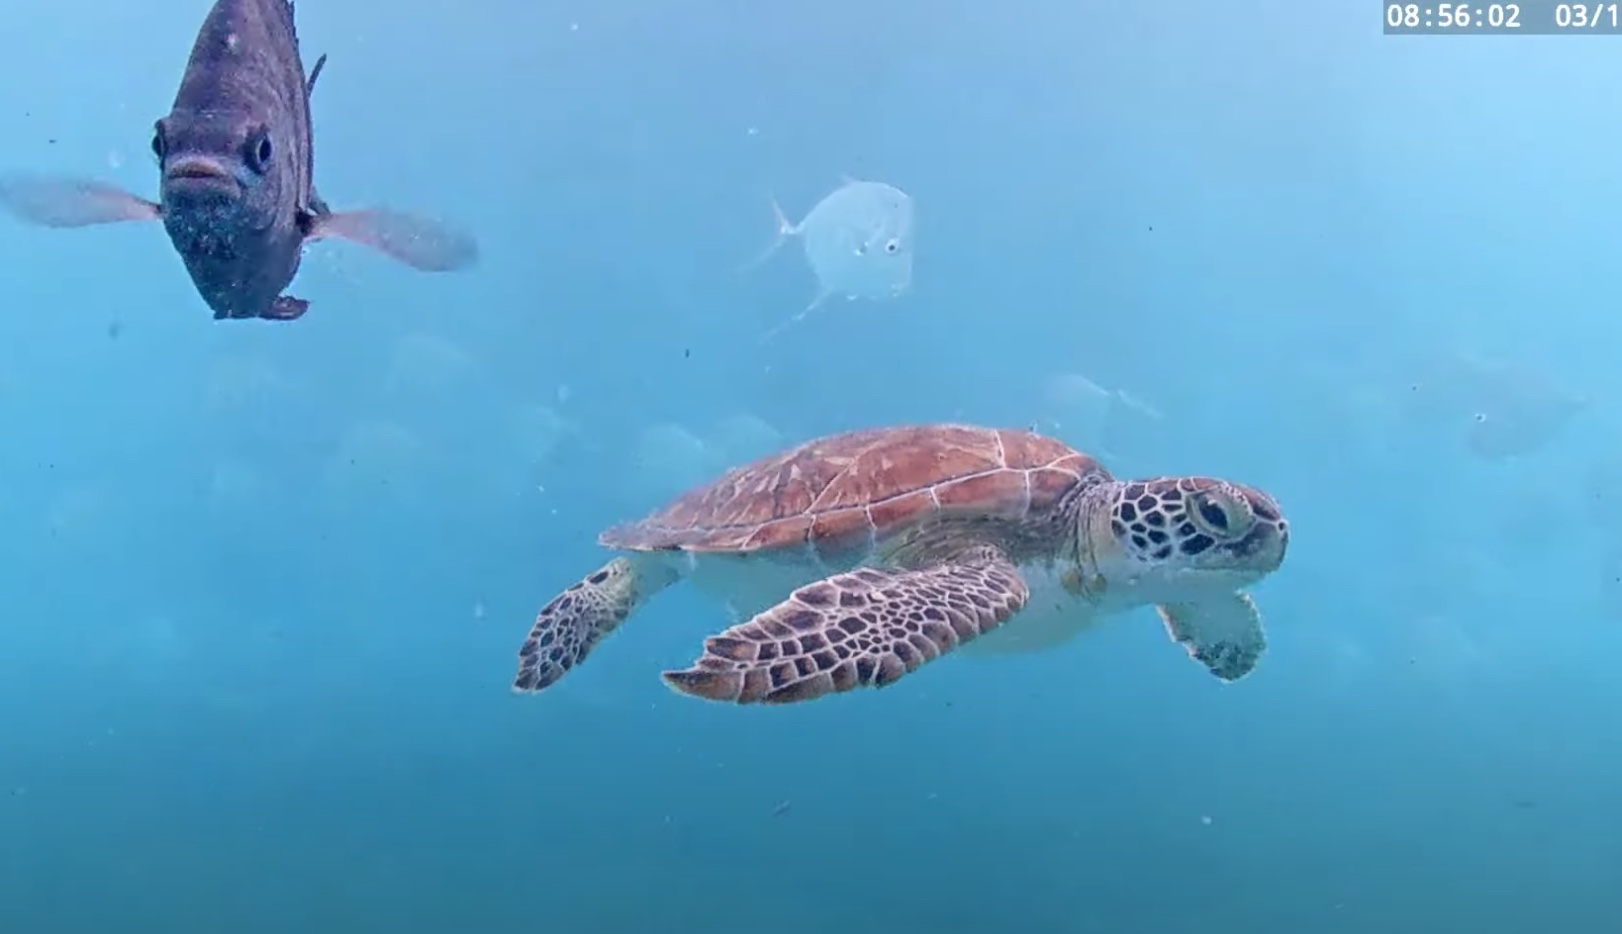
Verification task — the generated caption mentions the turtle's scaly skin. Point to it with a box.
[513,424,1289,704]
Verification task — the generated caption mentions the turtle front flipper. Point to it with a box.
[512,555,678,694]
[1157,592,1266,681]
[662,547,1029,704]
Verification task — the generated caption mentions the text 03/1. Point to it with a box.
[1555,2,1621,25]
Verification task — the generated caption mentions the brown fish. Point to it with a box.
[0,0,476,322]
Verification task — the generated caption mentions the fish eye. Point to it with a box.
[246,131,273,173]
[150,124,166,161]
[883,238,900,254]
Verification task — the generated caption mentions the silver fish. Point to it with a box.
[1400,349,1586,461]
[0,0,476,322]
[752,177,914,339]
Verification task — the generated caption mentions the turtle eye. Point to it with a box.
[1189,488,1254,539]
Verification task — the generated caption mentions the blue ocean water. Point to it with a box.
[2,0,1620,930]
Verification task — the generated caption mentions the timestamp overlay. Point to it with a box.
[1385,0,1622,32]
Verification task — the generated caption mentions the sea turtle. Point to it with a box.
[512,423,1290,705]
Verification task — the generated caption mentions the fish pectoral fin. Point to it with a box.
[0,175,161,228]
[260,296,311,321]
[308,208,478,272]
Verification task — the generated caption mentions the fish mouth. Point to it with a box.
[162,158,240,198]
[165,156,231,181]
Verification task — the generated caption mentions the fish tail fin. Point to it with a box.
[737,195,797,275]
[770,196,796,238]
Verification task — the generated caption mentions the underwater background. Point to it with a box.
[1,0,1619,931]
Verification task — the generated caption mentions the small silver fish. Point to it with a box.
[1407,350,1587,461]
[752,177,914,339]
[0,0,476,323]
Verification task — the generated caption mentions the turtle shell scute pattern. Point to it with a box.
[599,424,1107,556]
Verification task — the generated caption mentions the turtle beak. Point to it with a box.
[1232,486,1288,571]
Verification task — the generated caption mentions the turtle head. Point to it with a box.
[1071,477,1288,606]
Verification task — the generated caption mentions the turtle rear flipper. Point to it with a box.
[662,547,1029,705]
[512,555,678,694]
[1157,592,1266,682]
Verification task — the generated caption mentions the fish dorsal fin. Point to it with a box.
[306,52,328,97]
